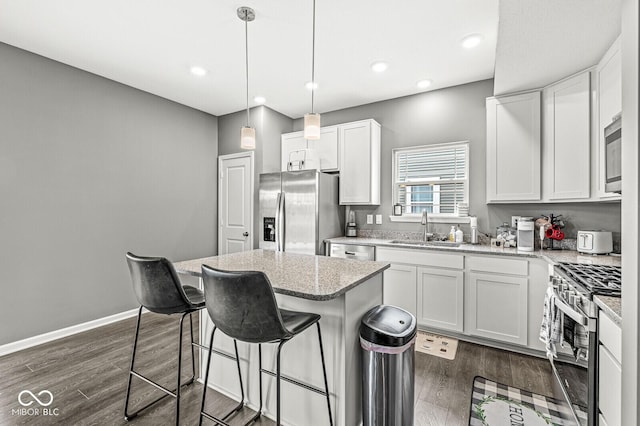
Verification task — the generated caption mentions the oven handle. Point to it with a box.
[553,290,596,332]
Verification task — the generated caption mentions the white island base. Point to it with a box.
[198,273,382,426]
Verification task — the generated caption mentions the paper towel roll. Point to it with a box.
[469,216,477,227]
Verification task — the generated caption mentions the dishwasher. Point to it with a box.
[328,243,375,261]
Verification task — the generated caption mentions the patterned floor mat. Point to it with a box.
[469,376,581,425]
[415,331,458,360]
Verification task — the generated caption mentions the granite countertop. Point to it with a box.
[325,236,622,267]
[595,295,622,326]
[174,249,390,301]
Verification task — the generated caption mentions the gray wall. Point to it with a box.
[292,80,621,243]
[218,106,292,247]
[0,42,218,345]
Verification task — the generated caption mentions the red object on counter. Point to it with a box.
[545,225,565,240]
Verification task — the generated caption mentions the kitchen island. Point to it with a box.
[174,249,390,426]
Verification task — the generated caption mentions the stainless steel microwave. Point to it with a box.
[605,114,622,193]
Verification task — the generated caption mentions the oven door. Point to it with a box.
[549,294,597,426]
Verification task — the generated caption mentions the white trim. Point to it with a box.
[388,215,471,224]
[0,308,142,357]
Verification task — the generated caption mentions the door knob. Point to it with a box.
[243,231,249,237]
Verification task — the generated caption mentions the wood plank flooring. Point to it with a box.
[0,313,554,425]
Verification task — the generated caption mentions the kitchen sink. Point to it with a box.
[388,239,461,248]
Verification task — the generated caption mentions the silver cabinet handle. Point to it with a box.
[345,251,356,255]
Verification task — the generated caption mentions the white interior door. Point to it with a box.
[218,152,254,255]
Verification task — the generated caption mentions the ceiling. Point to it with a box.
[0,1,621,118]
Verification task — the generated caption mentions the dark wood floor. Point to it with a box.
[0,313,554,425]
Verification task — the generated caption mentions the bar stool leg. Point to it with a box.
[275,340,286,426]
[245,344,263,425]
[199,327,217,426]
[188,312,196,384]
[124,306,144,421]
[175,312,189,426]
[317,322,333,426]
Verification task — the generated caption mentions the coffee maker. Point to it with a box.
[517,217,535,252]
[346,210,357,237]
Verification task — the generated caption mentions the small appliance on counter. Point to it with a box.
[539,213,565,250]
[346,210,357,237]
[469,217,479,244]
[517,217,535,252]
[577,230,613,254]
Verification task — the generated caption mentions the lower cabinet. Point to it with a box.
[466,272,528,345]
[598,311,621,426]
[417,267,464,332]
[382,263,417,318]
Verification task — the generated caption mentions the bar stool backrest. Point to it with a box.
[126,252,194,315]
[201,265,291,343]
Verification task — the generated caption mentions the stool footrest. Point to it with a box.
[260,368,329,397]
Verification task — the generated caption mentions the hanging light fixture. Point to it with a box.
[238,6,256,150]
[303,0,320,140]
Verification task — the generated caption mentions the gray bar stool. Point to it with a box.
[199,265,333,426]
[124,253,244,425]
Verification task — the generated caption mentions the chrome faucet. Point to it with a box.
[421,210,429,242]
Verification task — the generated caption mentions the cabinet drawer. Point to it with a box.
[598,344,621,426]
[376,247,463,269]
[467,256,528,276]
[599,311,622,362]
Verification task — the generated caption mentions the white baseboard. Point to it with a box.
[0,308,142,357]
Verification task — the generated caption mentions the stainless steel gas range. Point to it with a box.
[549,262,621,426]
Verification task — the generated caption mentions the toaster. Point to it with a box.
[577,230,613,254]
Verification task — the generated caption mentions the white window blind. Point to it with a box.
[393,142,469,215]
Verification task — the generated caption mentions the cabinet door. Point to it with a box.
[598,344,621,426]
[416,267,464,332]
[543,72,591,200]
[467,272,528,345]
[382,264,417,317]
[486,92,541,202]
[281,132,307,171]
[339,120,381,205]
[595,36,622,199]
[307,126,339,171]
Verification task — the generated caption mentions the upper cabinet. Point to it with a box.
[486,36,622,204]
[281,126,339,172]
[486,92,541,202]
[594,36,622,200]
[542,71,591,200]
[339,119,381,205]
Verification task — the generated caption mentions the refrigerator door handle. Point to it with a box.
[275,192,285,251]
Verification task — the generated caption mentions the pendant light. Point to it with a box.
[303,0,320,140]
[238,6,256,150]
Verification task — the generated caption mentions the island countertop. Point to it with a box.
[174,249,390,301]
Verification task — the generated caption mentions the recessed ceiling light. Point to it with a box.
[305,81,318,90]
[190,66,207,76]
[417,79,432,89]
[461,34,483,49]
[371,61,388,73]
[254,96,266,104]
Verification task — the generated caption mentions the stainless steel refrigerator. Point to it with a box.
[259,170,343,255]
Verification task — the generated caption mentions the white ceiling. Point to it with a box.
[494,0,621,95]
[0,0,499,118]
[0,1,621,118]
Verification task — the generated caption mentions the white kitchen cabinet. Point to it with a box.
[598,310,621,426]
[466,256,528,346]
[486,92,541,202]
[281,126,339,172]
[542,71,591,200]
[417,266,464,333]
[381,263,417,318]
[594,35,622,200]
[339,119,381,205]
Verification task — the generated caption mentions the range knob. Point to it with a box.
[568,292,577,307]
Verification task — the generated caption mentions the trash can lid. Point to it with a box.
[359,305,417,347]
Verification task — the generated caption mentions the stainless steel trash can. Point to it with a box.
[360,304,417,426]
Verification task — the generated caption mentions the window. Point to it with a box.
[392,141,469,217]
